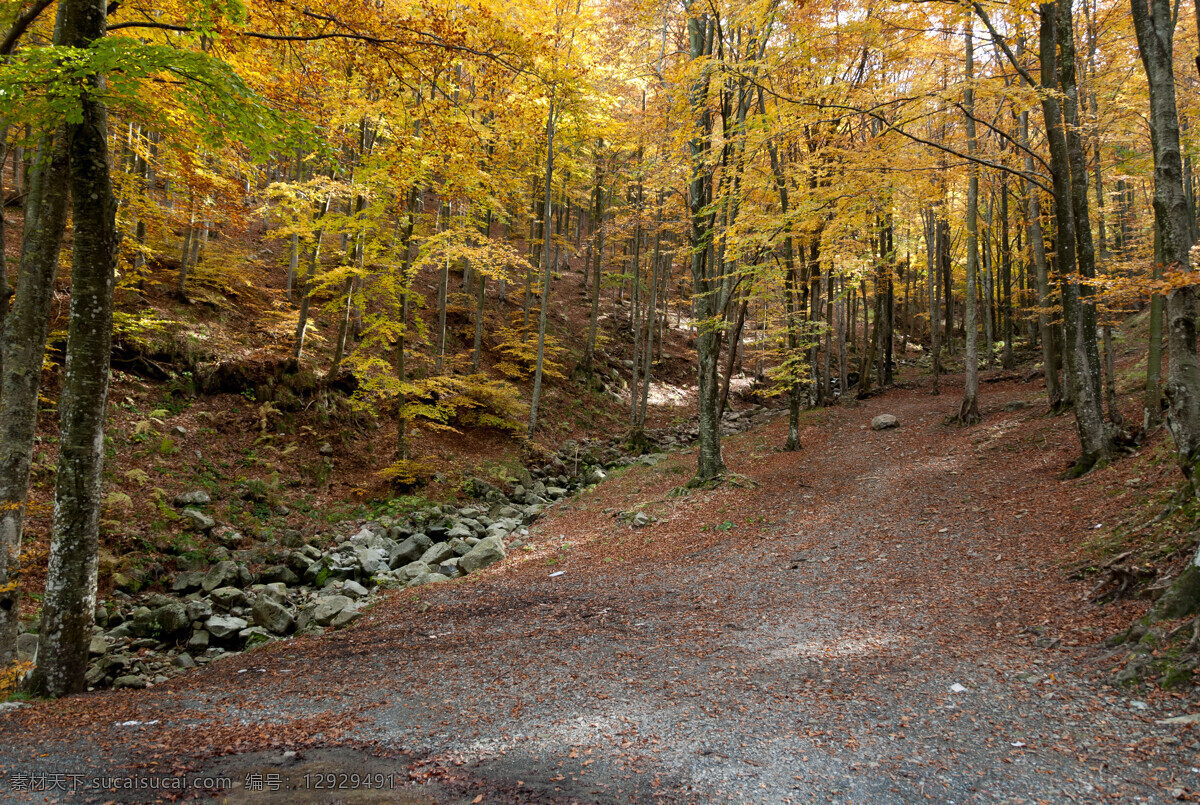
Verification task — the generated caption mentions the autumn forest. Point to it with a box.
[2,0,1200,798]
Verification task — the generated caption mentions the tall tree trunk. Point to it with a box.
[1131,0,1200,482]
[957,22,982,424]
[1041,0,1111,473]
[0,127,69,666]
[583,186,606,381]
[527,101,557,439]
[33,0,119,697]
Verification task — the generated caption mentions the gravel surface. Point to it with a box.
[1,379,1197,803]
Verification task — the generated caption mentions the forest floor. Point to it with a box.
[2,374,1200,804]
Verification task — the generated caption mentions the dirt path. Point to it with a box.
[2,379,1197,803]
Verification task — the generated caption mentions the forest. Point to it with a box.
[2,0,1200,799]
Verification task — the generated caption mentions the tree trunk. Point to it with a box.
[0,127,69,666]
[527,101,557,439]
[957,21,981,425]
[1131,0,1200,482]
[33,0,119,697]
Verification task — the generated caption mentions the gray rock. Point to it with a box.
[171,571,205,594]
[174,653,197,669]
[202,561,241,593]
[185,600,213,623]
[397,561,430,583]
[187,630,210,652]
[89,634,108,657]
[522,504,546,523]
[446,523,473,540]
[330,608,362,629]
[630,511,652,528]
[288,550,315,575]
[16,633,38,662]
[318,442,335,456]
[209,586,248,611]
[418,542,455,567]
[181,507,216,532]
[106,622,134,640]
[585,468,606,485]
[437,558,463,578]
[355,547,387,575]
[311,595,353,627]
[205,614,248,641]
[173,490,212,507]
[447,538,472,557]
[545,486,568,499]
[239,626,274,647]
[459,535,507,574]
[252,597,295,635]
[389,533,433,567]
[870,414,899,431]
[408,572,449,587]
[340,580,370,599]
[258,583,290,604]
[259,565,299,586]
[112,674,147,690]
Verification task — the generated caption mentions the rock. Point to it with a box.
[213,526,243,548]
[239,626,274,647]
[209,586,248,611]
[409,572,449,587]
[89,635,108,657]
[185,600,213,623]
[318,442,335,456]
[389,534,433,567]
[545,486,568,499]
[311,595,353,627]
[288,550,315,575]
[171,571,205,594]
[205,615,248,642]
[16,633,38,662]
[1003,400,1029,412]
[397,561,430,583]
[112,674,147,690]
[585,468,606,485]
[459,535,507,574]
[437,558,463,578]
[174,653,196,669]
[870,414,899,431]
[418,542,455,567]
[181,507,216,532]
[630,511,652,528]
[340,580,370,599]
[330,608,362,629]
[152,602,189,636]
[259,565,300,586]
[251,595,295,635]
[522,504,546,523]
[355,547,387,576]
[447,538,472,557]
[201,561,241,593]
[173,490,212,507]
[187,630,210,652]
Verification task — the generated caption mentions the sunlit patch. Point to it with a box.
[764,629,903,661]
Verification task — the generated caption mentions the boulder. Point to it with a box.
[259,565,300,586]
[181,508,216,532]
[88,635,108,657]
[170,571,205,594]
[187,630,210,653]
[545,486,568,499]
[389,534,433,567]
[340,580,370,599]
[418,542,455,567]
[132,602,188,638]
[459,535,506,574]
[173,490,212,507]
[446,523,473,540]
[330,608,362,629]
[205,615,248,642]
[396,561,430,583]
[311,595,353,627]
[239,626,274,647]
[185,600,213,623]
[112,674,147,690]
[437,558,463,578]
[870,414,899,431]
[201,561,241,593]
[354,547,387,576]
[209,586,247,611]
[447,538,472,557]
[287,550,315,575]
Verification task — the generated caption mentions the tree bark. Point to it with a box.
[0,127,69,666]
[33,0,119,697]
[957,22,982,425]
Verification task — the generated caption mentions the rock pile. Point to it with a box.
[14,403,783,691]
